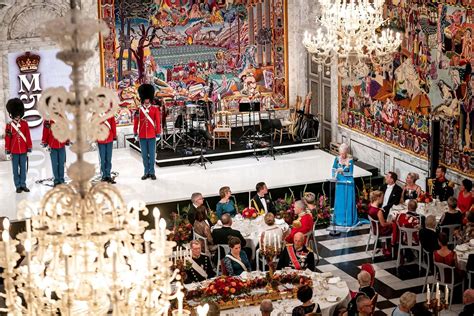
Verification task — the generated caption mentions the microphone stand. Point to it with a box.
[328,174,340,236]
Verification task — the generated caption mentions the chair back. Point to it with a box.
[370,293,378,315]
[193,229,209,255]
[397,224,420,249]
[368,216,380,238]
[421,248,432,270]
[304,230,315,251]
[439,224,461,247]
[220,259,228,276]
[215,111,231,128]
[433,261,455,285]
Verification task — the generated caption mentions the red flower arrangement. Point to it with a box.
[203,276,248,299]
[242,207,258,219]
[416,192,433,203]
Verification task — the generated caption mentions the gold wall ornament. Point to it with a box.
[1,1,186,315]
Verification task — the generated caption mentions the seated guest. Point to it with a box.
[394,200,422,248]
[216,186,237,218]
[346,271,376,315]
[188,192,206,225]
[277,232,316,271]
[211,214,246,247]
[260,213,284,248]
[381,171,403,216]
[458,179,473,215]
[193,206,215,253]
[459,289,474,316]
[401,172,422,202]
[292,284,321,316]
[355,295,373,316]
[434,232,463,282]
[368,190,393,256]
[251,182,275,215]
[184,240,215,284]
[432,166,454,202]
[304,192,317,213]
[438,197,463,227]
[455,210,474,244]
[260,299,273,316]
[419,215,440,253]
[392,292,416,316]
[223,236,251,276]
[285,200,314,243]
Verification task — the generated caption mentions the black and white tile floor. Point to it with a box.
[314,225,465,316]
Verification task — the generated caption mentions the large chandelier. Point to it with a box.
[303,0,401,85]
[0,2,188,315]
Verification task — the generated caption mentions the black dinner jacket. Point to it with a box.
[211,226,246,247]
[251,193,276,214]
[381,183,403,214]
[419,228,440,253]
[187,204,211,226]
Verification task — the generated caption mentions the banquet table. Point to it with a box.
[185,270,351,316]
[389,201,447,222]
[213,215,289,259]
[454,242,474,271]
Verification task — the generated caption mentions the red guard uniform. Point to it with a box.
[133,105,161,139]
[5,119,32,154]
[98,117,117,144]
[41,120,67,149]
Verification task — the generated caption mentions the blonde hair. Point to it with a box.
[219,186,230,198]
[425,215,436,229]
[264,213,275,226]
[407,172,419,182]
[399,292,416,310]
[370,190,384,203]
[339,143,349,154]
[357,270,372,287]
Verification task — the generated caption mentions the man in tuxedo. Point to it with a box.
[184,240,215,284]
[277,232,316,271]
[251,182,275,215]
[419,215,439,273]
[380,171,402,217]
[432,166,454,202]
[211,214,246,247]
[188,192,205,225]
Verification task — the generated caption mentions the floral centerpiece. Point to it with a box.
[275,193,296,225]
[417,191,433,203]
[186,272,312,306]
[168,212,193,246]
[311,194,332,227]
[356,178,373,219]
[242,207,258,219]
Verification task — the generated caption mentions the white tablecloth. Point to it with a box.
[186,270,350,316]
[389,201,447,222]
[214,215,289,259]
[454,242,474,271]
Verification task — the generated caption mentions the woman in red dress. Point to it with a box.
[434,232,463,283]
[368,190,393,256]
[458,179,473,215]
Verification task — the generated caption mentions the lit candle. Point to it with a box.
[436,282,440,305]
[153,208,160,231]
[159,218,166,244]
[445,285,449,303]
[177,285,184,314]
[263,233,267,252]
[196,304,209,316]
[426,286,430,303]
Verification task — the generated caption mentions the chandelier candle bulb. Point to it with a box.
[436,282,440,306]
[445,285,449,302]
[427,286,430,302]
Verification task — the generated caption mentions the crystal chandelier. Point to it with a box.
[0,2,188,315]
[302,0,401,85]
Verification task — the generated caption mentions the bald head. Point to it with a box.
[221,213,232,226]
[294,232,305,249]
[464,289,474,305]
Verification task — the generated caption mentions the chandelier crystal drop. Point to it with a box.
[0,2,185,315]
[303,0,402,85]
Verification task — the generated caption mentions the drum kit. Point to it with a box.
[159,98,214,153]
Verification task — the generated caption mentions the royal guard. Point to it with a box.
[41,118,68,186]
[97,115,117,183]
[4,98,32,193]
[134,84,161,180]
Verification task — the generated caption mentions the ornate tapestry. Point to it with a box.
[99,0,288,126]
[339,0,473,177]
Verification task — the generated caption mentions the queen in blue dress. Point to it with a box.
[332,143,357,226]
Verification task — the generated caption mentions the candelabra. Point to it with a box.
[302,0,401,85]
[425,283,449,316]
[0,1,187,315]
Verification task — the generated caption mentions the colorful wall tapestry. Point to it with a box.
[339,0,473,177]
[99,0,288,126]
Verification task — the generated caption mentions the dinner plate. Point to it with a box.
[456,244,469,252]
[327,296,339,302]
[328,277,341,284]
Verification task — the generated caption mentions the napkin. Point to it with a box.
[328,277,341,284]
[320,272,333,278]
[240,271,249,280]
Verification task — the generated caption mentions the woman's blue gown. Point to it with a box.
[332,157,357,227]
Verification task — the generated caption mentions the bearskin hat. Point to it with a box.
[138,84,155,103]
[6,98,24,119]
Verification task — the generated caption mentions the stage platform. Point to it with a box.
[0,147,371,220]
[127,126,320,167]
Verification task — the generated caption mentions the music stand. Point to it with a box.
[259,111,282,160]
[189,135,211,169]
[238,101,261,140]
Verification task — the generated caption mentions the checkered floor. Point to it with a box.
[314,225,465,316]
